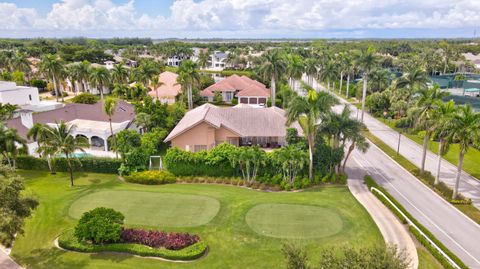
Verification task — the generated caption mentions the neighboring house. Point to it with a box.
[5,101,136,155]
[105,60,115,70]
[148,71,182,104]
[0,81,61,112]
[211,50,230,70]
[164,103,301,152]
[191,47,209,63]
[463,53,480,70]
[167,54,191,67]
[200,75,270,105]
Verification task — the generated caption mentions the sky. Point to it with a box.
[1,0,479,39]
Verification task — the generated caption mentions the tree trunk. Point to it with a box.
[435,139,444,185]
[342,143,355,173]
[420,133,430,173]
[99,84,104,100]
[308,135,314,181]
[52,74,59,102]
[187,84,193,110]
[346,74,350,98]
[360,76,368,122]
[339,71,343,94]
[67,154,74,187]
[109,118,118,158]
[271,75,276,107]
[452,151,464,199]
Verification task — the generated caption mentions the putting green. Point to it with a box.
[245,203,343,239]
[69,190,220,227]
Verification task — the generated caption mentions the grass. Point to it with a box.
[245,203,343,239]
[11,170,383,269]
[417,248,444,269]
[364,130,480,225]
[69,190,220,227]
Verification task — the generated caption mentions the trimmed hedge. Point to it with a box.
[16,155,122,174]
[58,229,207,261]
[124,170,176,185]
[364,175,468,269]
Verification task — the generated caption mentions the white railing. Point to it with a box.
[370,187,462,269]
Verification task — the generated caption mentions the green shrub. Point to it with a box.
[71,93,98,104]
[59,229,207,261]
[124,170,176,185]
[16,155,122,174]
[74,207,124,244]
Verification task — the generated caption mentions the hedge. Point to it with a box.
[124,170,176,185]
[16,155,122,174]
[58,229,207,261]
[364,175,468,269]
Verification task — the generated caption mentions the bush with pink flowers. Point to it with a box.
[120,228,200,250]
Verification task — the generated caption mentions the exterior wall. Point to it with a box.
[159,97,176,104]
[0,87,40,106]
[214,127,239,146]
[170,122,216,152]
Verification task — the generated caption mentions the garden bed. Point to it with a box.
[57,230,208,261]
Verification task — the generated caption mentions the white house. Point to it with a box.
[105,60,115,70]
[0,81,61,112]
[167,54,191,67]
[210,51,230,70]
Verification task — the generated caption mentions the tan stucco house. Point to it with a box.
[164,103,302,152]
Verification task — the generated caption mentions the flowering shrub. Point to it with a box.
[120,228,200,250]
[124,170,176,185]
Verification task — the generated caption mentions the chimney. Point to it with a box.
[20,110,33,129]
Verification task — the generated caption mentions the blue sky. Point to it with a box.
[1,0,479,39]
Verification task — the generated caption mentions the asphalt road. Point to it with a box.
[302,77,480,268]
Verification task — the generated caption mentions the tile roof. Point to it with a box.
[5,101,135,142]
[200,74,270,98]
[148,71,182,98]
[164,103,302,142]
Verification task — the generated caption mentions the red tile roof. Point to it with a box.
[200,75,270,98]
[148,71,182,98]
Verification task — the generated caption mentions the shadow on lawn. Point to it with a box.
[16,247,89,269]
[89,252,133,263]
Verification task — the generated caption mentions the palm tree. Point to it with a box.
[412,85,449,173]
[78,60,91,93]
[286,85,338,180]
[395,67,430,104]
[39,54,64,102]
[103,97,119,158]
[133,60,160,89]
[150,75,164,100]
[439,41,458,74]
[0,125,27,169]
[355,47,378,122]
[111,63,129,84]
[259,50,287,107]
[286,54,304,92]
[177,60,200,110]
[432,100,456,185]
[368,68,392,92]
[66,64,82,95]
[304,58,318,87]
[197,51,210,69]
[89,66,111,100]
[11,52,31,77]
[45,121,89,187]
[134,112,151,134]
[27,123,55,173]
[449,105,480,198]
[317,60,338,91]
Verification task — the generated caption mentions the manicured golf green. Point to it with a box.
[246,203,343,239]
[11,171,383,269]
[69,190,220,227]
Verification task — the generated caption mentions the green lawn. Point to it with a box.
[11,171,383,269]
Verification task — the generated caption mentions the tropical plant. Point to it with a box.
[395,67,430,105]
[135,112,152,133]
[230,146,266,182]
[177,60,200,110]
[448,105,480,198]
[103,97,119,158]
[259,50,287,107]
[27,123,56,173]
[197,50,210,68]
[39,54,64,102]
[286,85,338,180]
[74,207,124,244]
[0,125,27,169]
[150,75,164,100]
[317,60,337,91]
[44,121,90,186]
[286,53,304,92]
[89,66,111,100]
[111,63,129,84]
[271,145,308,184]
[432,100,456,185]
[355,47,379,122]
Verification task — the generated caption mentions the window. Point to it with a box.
[194,145,207,152]
[28,94,32,101]
[225,92,233,102]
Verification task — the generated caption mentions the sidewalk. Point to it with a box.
[0,247,23,269]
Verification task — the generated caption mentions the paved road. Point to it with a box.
[0,249,23,269]
[347,166,418,269]
[302,76,480,268]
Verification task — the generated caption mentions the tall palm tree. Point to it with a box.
[439,41,458,74]
[27,123,55,173]
[103,97,119,158]
[286,54,304,92]
[89,66,111,100]
[66,64,82,95]
[286,85,338,180]
[111,63,129,84]
[0,125,27,169]
[395,67,430,104]
[197,51,210,69]
[259,50,287,107]
[133,60,160,89]
[78,60,91,93]
[39,54,64,102]
[317,60,338,91]
[413,85,449,173]
[355,47,378,122]
[304,58,318,87]
[12,52,31,77]
[448,105,480,198]
[432,100,456,185]
[45,121,89,187]
[150,75,164,100]
[368,68,392,92]
[177,60,200,110]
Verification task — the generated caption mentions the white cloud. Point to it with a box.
[0,0,479,37]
